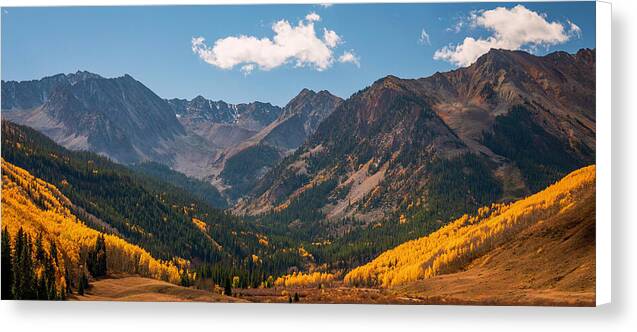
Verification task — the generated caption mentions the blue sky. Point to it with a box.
[1,2,595,106]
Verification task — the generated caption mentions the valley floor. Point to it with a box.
[70,274,246,303]
[70,275,593,306]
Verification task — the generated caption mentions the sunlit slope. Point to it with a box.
[1,159,181,285]
[73,275,245,302]
[345,165,595,288]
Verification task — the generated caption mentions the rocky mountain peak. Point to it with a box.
[67,71,104,84]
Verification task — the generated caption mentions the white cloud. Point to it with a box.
[240,64,255,76]
[192,13,355,73]
[306,12,321,22]
[319,3,333,8]
[323,28,341,48]
[338,51,360,67]
[568,20,582,39]
[434,5,577,67]
[418,29,431,45]
[446,20,464,33]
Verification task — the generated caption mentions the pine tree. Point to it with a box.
[180,270,191,287]
[11,228,24,298]
[97,235,107,276]
[59,285,67,300]
[64,267,73,295]
[223,277,232,296]
[48,281,58,300]
[13,229,37,300]
[50,241,58,266]
[35,233,45,263]
[293,292,300,303]
[37,276,47,300]
[1,227,14,299]
[77,277,84,296]
[44,252,56,299]
[78,270,88,295]
[88,235,107,278]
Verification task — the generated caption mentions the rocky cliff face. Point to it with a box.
[240,48,595,231]
[3,73,186,164]
[212,89,343,200]
[1,71,102,110]
[1,72,343,204]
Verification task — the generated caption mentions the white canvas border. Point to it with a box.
[595,0,611,306]
[0,0,612,309]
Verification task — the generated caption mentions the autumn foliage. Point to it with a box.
[344,165,596,288]
[274,271,335,288]
[1,159,182,290]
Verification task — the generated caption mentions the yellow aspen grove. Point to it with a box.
[1,159,182,285]
[344,165,596,288]
[274,271,336,288]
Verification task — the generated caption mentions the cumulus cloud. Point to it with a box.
[338,51,360,67]
[323,28,341,48]
[306,12,321,22]
[319,3,333,8]
[192,13,354,73]
[567,19,582,38]
[418,29,431,45]
[434,5,578,67]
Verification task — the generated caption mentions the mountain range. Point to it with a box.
[239,48,595,237]
[1,48,595,228]
[2,72,341,205]
[1,47,597,305]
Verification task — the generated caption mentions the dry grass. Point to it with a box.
[71,275,247,303]
[390,190,596,306]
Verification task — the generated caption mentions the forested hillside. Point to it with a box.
[243,49,595,234]
[1,120,307,290]
[1,159,181,300]
[344,165,595,288]
[229,49,595,274]
[131,161,227,208]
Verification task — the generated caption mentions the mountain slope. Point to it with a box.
[131,161,227,208]
[166,96,283,153]
[1,120,309,285]
[167,96,282,132]
[242,48,595,234]
[215,89,342,200]
[0,120,253,262]
[1,159,183,295]
[344,165,595,305]
[2,73,188,164]
[1,71,102,110]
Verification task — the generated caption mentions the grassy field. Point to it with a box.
[71,274,246,303]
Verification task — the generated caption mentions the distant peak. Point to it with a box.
[73,70,101,77]
[377,75,402,83]
[316,89,335,97]
[479,48,516,60]
[66,70,104,85]
[298,88,316,96]
[371,75,406,91]
[470,48,526,70]
[575,48,595,65]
